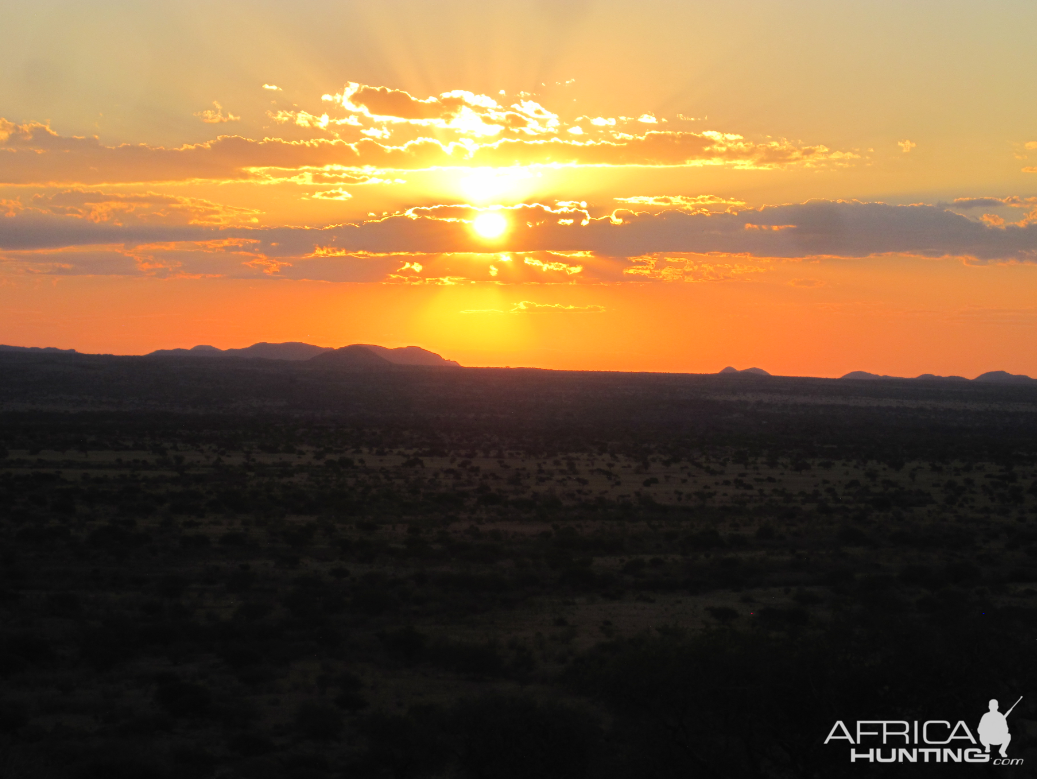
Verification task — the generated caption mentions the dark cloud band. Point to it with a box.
[4,199,1034,260]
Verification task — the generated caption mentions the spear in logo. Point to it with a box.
[1005,696,1023,718]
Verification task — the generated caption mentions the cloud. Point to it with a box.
[510,300,605,312]
[324,82,560,137]
[248,167,401,186]
[308,188,352,200]
[942,196,1037,227]
[279,200,1036,263]
[262,84,281,91]
[0,115,853,185]
[624,255,766,283]
[614,195,746,210]
[898,139,916,153]
[19,190,259,226]
[788,278,825,288]
[4,200,1037,278]
[523,256,582,275]
[462,301,605,314]
[1,199,24,217]
[947,196,1029,209]
[0,241,400,282]
[0,247,143,276]
[195,102,240,124]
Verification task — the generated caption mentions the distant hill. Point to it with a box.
[147,345,224,357]
[146,341,460,366]
[357,345,461,367]
[841,370,1033,383]
[308,344,396,369]
[973,370,1037,384]
[309,344,460,369]
[0,344,78,354]
[147,342,331,360]
[915,373,969,382]
[719,366,771,376]
[228,342,332,360]
[840,371,897,380]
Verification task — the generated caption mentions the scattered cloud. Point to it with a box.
[462,301,605,313]
[523,256,582,274]
[898,139,916,153]
[1,199,23,217]
[614,195,746,210]
[510,300,605,312]
[788,278,825,288]
[624,254,766,283]
[0,106,854,185]
[942,196,1037,227]
[18,189,259,226]
[946,196,1035,209]
[322,82,561,138]
[262,84,281,91]
[5,199,1037,268]
[6,198,1037,265]
[308,188,353,200]
[195,101,240,124]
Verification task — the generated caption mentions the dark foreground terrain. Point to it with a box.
[1,351,1037,778]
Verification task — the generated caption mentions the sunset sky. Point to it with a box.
[2,0,1036,376]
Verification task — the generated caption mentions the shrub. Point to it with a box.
[0,699,29,733]
[450,695,599,779]
[154,680,212,719]
[294,700,343,741]
[45,591,82,617]
[356,709,449,779]
[706,606,739,625]
[378,626,427,664]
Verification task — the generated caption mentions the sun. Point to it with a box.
[472,212,508,239]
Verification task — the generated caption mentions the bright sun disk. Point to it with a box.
[472,212,507,239]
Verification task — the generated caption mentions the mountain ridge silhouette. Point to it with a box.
[719,366,771,376]
[143,342,460,367]
[840,369,1034,383]
[1,343,1033,380]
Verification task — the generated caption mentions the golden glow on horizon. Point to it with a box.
[4,2,1037,377]
[472,212,508,239]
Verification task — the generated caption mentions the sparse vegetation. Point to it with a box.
[1,352,1036,776]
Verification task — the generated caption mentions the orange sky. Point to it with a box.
[2,1,1036,377]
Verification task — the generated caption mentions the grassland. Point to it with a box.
[1,352,1036,777]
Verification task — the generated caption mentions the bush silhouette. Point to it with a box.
[294,700,343,741]
[356,709,450,779]
[154,680,212,719]
[450,695,599,779]
[378,626,428,664]
[706,606,739,624]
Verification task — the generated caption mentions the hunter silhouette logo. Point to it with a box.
[823,695,1025,766]
[978,697,1020,759]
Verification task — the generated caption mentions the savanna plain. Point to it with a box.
[1,352,1036,778]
